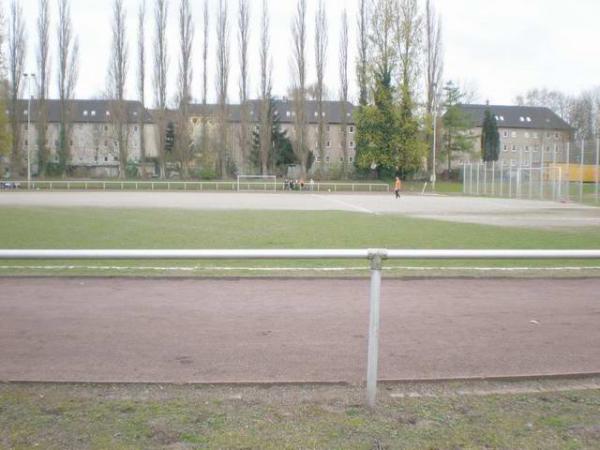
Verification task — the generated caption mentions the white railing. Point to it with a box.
[2,248,600,408]
[2,180,390,193]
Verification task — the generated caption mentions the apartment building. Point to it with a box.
[458,104,573,166]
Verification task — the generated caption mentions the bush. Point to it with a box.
[126,161,139,179]
[198,167,217,180]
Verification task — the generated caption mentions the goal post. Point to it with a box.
[237,175,278,192]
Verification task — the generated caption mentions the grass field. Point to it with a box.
[1,207,600,276]
[1,382,599,449]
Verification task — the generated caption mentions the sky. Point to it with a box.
[15,0,600,107]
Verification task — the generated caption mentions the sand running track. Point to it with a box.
[1,277,599,384]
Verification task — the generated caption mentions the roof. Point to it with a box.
[10,99,154,124]
[457,104,573,131]
[186,99,355,125]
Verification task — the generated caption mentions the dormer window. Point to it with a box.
[83,110,88,117]
[91,111,96,117]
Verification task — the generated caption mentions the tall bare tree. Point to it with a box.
[356,0,369,107]
[8,0,25,176]
[258,0,272,175]
[425,0,443,172]
[108,0,129,179]
[200,0,209,160]
[153,0,168,178]
[397,0,422,99]
[176,0,194,178]
[57,0,79,177]
[339,8,349,178]
[215,0,230,177]
[291,0,307,175]
[137,0,147,175]
[36,0,50,177]
[237,0,250,172]
[314,0,327,176]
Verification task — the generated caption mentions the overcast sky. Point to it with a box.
[15,0,600,106]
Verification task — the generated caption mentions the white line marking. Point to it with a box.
[1,266,600,272]
[312,195,374,214]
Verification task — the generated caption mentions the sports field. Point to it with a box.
[1,191,599,449]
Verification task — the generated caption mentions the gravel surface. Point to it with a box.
[1,277,599,383]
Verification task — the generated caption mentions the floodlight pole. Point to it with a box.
[580,139,585,203]
[24,73,35,189]
[596,138,599,203]
[431,91,438,192]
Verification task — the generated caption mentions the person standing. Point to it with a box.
[394,177,402,199]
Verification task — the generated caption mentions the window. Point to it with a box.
[106,111,110,117]
[500,116,505,121]
[104,157,108,162]
[546,132,551,138]
[326,156,330,162]
[554,133,559,139]
[350,141,355,148]
[91,111,96,117]
[23,110,28,116]
[83,110,88,117]
[533,132,538,139]
[512,145,517,152]
[25,139,28,145]
[526,117,532,122]
[503,145,508,152]
[525,132,530,138]
[519,116,525,122]
[134,126,138,132]
[511,131,517,138]
[349,157,353,162]
[104,126,109,132]
[503,131,508,138]
[546,146,550,152]
[349,126,355,133]
[314,111,318,117]
[286,111,291,117]
[104,141,108,146]
[534,145,539,153]
[132,111,137,117]
[525,146,529,152]
[326,141,331,148]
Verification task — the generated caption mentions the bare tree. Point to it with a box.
[237,0,250,172]
[356,0,369,107]
[397,0,421,96]
[153,0,168,178]
[137,0,147,176]
[108,0,129,179]
[314,0,327,177]
[370,0,398,87]
[200,0,209,160]
[176,0,194,178]
[8,0,25,176]
[339,8,349,178]
[37,0,50,177]
[258,0,272,175]
[57,0,79,177]
[215,0,230,177]
[291,0,307,175]
[425,0,443,172]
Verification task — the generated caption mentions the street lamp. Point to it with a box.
[23,73,36,189]
[431,84,438,192]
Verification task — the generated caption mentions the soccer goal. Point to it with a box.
[237,175,278,192]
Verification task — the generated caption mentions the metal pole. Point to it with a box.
[366,251,384,409]
[432,106,437,192]
[476,163,480,195]
[491,161,495,196]
[528,149,533,200]
[580,139,585,203]
[540,143,545,200]
[25,74,33,190]
[596,138,600,202]
[499,160,504,197]
[566,142,571,201]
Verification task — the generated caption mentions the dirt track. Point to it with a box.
[1,277,599,384]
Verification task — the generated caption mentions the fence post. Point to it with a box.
[366,249,385,409]
[566,142,571,201]
[491,161,495,196]
[499,161,504,197]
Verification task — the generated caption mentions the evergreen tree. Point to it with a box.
[481,109,500,162]
[251,98,297,175]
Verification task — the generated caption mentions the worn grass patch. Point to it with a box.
[1,383,599,449]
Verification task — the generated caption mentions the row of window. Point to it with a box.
[501,130,561,139]
[502,144,562,153]
[315,156,355,164]
[317,141,355,149]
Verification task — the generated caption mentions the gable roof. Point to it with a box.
[457,104,573,131]
[10,99,154,124]
[186,99,355,125]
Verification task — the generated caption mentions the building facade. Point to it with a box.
[458,104,573,166]
[4,99,157,178]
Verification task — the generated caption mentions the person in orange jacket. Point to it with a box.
[394,177,402,199]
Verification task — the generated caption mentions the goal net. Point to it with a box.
[237,175,278,192]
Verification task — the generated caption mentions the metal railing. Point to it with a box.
[2,248,600,408]
[2,180,390,193]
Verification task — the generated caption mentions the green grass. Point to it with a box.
[1,383,599,449]
[1,207,599,276]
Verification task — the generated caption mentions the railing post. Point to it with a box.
[367,249,386,408]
